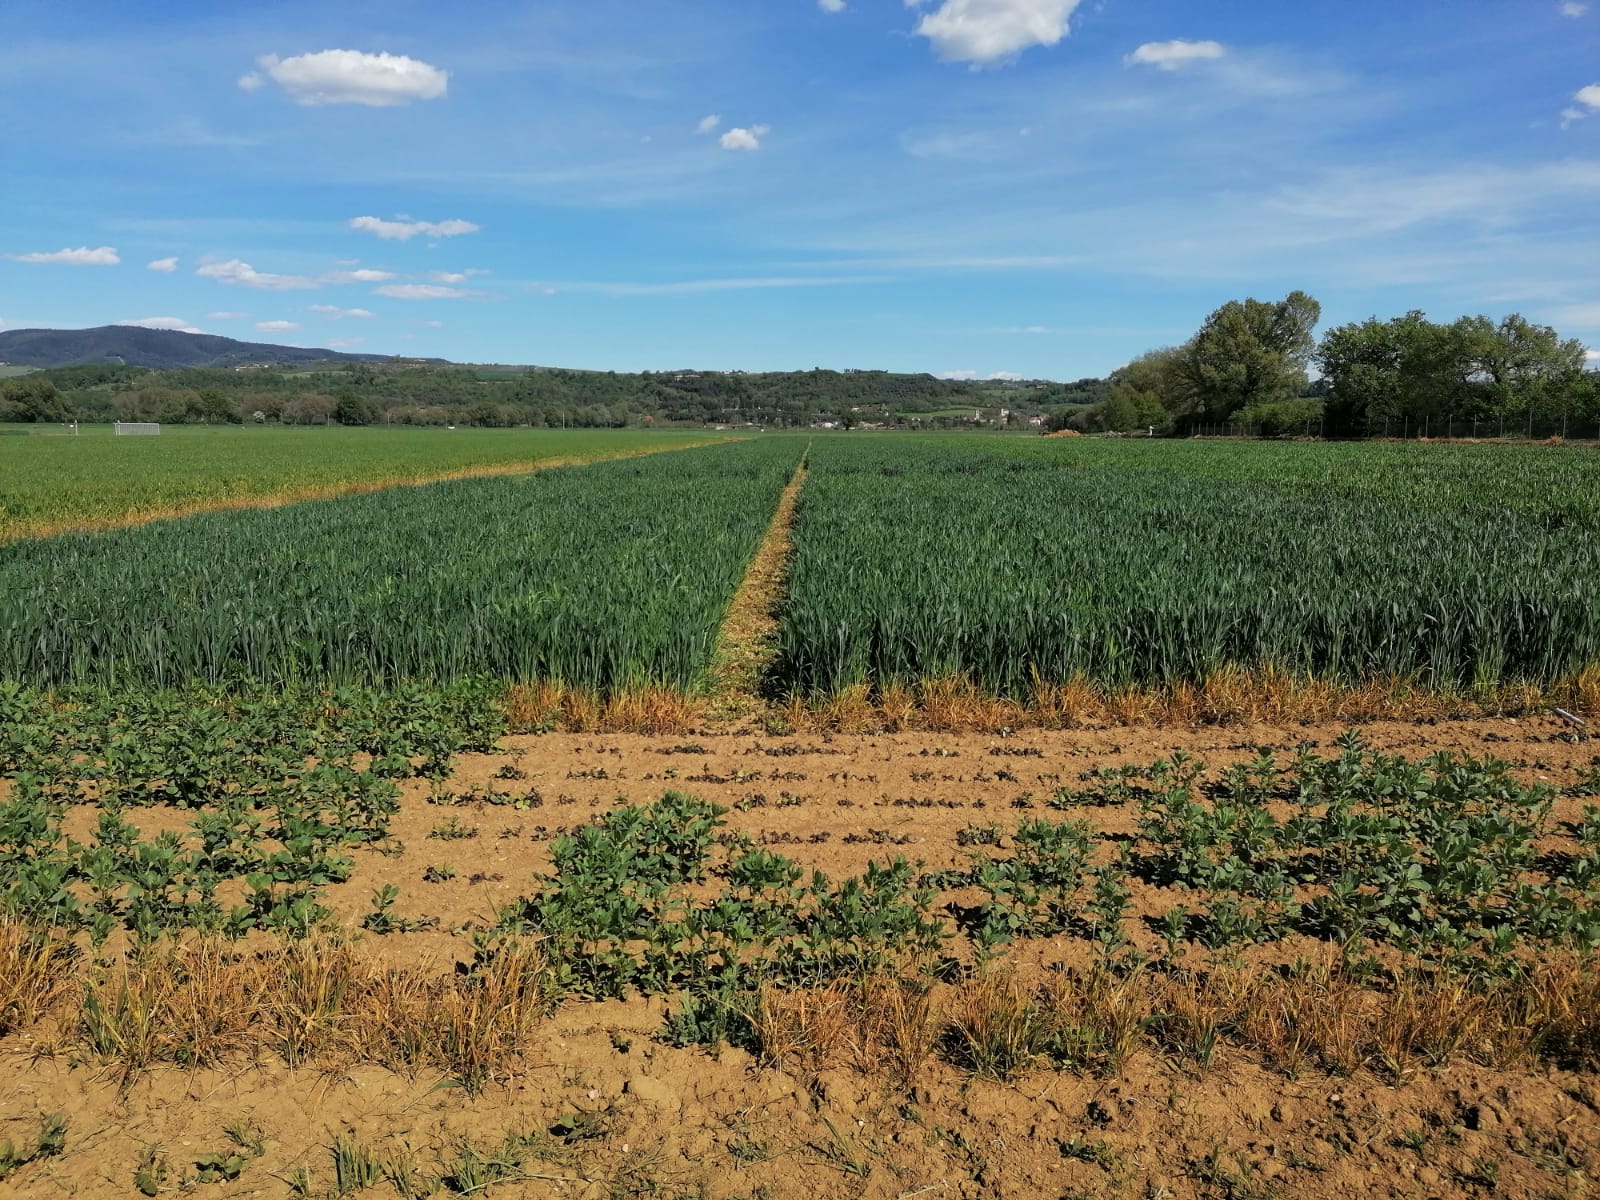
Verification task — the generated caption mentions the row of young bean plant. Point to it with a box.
[0,682,507,938]
[775,437,1600,697]
[0,438,802,692]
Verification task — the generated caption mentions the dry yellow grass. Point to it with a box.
[703,457,809,727]
[72,934,556,1090]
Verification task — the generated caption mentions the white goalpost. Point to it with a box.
[114,422,161,436]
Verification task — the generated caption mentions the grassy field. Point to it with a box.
[779,436,1600,706]
[3,432,1597,717]
[0,439,803,692]
[0,424,719,541]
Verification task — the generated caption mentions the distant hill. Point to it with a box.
[0,326,442,370]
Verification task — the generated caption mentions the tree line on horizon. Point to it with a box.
[0,362,1096,430]
[2,297,1594,438]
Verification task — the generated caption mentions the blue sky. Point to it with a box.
[2,0,1597,379]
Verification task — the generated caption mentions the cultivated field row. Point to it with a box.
[2,435,1597,726]
[2,711,1598,1197]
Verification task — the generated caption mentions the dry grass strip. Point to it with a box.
[701,453,810,727]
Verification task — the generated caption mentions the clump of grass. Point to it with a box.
[73,933,556,1089]
[0,920,78,1036]
[947,970,1049,1080]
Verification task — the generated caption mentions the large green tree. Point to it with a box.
[1320,310,1589,436]
[1174,291,1321,426]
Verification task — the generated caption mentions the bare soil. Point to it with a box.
[6,714,1599,1200]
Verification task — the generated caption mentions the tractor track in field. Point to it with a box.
[1,438,735,543]
[703,449,809,727]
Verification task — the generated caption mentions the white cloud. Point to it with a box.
[936,369,1023,381]
[1560,2,1588,16]
[255,320,300,332]
[146,256,179,272]
[1587,349,1600,363]
[720,124,770,151]
[695,114,721,134]
[911,0,1083,66]
[197,260,397,289]
[116,317,204,334]
[10,246,120,266]
[1126,40,1227,70]
[819,0,846,11]
[373,283,469,299]
[321,268,396,283]
[348,215,480,241]
[197,259,318,290]
[1561,85,1600,127]
[308,304,377,319]
[207,311,249,320]
[429,269,487,283]
[245,50,448,107]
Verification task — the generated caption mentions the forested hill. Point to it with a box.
[5,357,1104,428]
[0,326,424,370]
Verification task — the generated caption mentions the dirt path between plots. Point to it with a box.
[4,438,733,543]
[702,450,809,726]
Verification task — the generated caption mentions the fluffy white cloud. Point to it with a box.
[309,304,377,319]
[146,256,179,273]
[1560,2,1588,16]
[695,114,721,134]
[373,283,468,299]
[911,0,1083,66]
[819,0,846,11]
[1579,84,1600,108]
[936,370,978,380]
[255,320,300,332]
[117,317,203,334]
[242,50,448,107]
[720,124,770,151]
[1127,40,1227,70]
[10,246,120,266]
[349,215,480,241]
[429,269,487,283]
